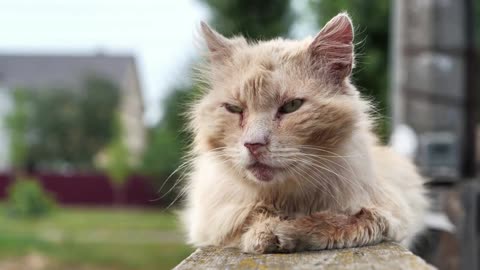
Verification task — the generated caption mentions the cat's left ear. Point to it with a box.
[308,13,354,84]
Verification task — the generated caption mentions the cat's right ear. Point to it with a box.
[308,13,354,84]
[200,22,234,63]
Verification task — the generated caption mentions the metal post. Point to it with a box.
[461,0,476,178]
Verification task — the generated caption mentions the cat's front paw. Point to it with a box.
[241,230,278,254]
[241,221,279,254]
[274,222,298,252]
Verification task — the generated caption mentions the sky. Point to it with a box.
[0,0,208,125]
[0,0,316,126]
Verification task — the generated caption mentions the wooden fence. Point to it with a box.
[0,172,163,207]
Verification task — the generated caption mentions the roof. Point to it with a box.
[0,53,139,92]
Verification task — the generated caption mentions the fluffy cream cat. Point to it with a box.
[181,13,429,254]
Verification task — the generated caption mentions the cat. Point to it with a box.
[180,13,429,254]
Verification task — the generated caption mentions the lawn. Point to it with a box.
[0,206,193,270]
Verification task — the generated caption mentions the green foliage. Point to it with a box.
[6,177,55,218]
[142,127,185,178]
[141,86,198,203]
[310,0,390,140]
[102,114,130,187]
[24,76,120,170]
[5,89,29,169]
[199,0,294,39]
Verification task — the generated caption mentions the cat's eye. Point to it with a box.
[224,103,243,114]
[278,99,304,114]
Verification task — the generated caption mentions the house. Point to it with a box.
[0,87,13,170]
[0,53,146,169]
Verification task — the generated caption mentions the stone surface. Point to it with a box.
[174,242,436,270]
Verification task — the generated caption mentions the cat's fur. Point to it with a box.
[181,13,429,254]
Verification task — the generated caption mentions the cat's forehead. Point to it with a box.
[236,42,306,87]
[227,58,295,108]
[233,64,280,105]
[233,39,309,68]
[214,39,314,108]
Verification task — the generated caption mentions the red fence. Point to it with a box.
[0,172,163,207]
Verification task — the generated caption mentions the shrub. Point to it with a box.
[6,177,56,218]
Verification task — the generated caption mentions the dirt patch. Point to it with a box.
[0,253,117,270]
[0,253,48,270]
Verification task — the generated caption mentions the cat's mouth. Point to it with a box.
[247,162,275,182]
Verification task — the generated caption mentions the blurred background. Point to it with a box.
[0,0,478,269]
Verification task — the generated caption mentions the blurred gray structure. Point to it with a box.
[0,53,146,167]
[392,1,478,269]
[392,0,476,180]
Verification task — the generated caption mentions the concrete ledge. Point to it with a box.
[174,242,436,270]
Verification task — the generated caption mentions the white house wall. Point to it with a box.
[0,88,12,171]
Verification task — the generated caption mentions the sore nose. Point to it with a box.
[244,142,266,156]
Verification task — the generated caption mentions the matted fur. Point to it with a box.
[180,13,429,254]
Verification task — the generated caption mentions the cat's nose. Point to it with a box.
[244,142,266,156]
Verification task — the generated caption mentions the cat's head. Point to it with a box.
[190,13,369,185]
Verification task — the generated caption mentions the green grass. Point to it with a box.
[0,206,193,270]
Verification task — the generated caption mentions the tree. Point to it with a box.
[5,89,57,218]
[141,84,197,203]
[199,0,294,39]
[5,89,29,171]
[98,114,131,205]
[26,76,120,170]
[310,0,390,140]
